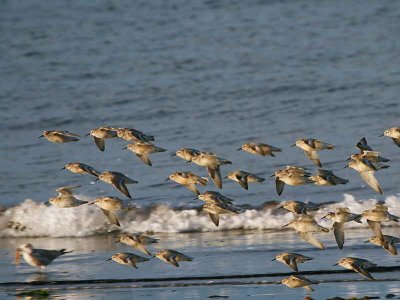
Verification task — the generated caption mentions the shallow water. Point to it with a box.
[1,0,400,299]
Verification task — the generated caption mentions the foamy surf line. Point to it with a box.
[0,194,399,237]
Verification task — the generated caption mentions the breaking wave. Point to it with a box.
[0,194,399,237]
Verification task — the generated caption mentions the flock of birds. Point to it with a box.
[13,125,400,293]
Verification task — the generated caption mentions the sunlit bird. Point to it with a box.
[39,130,80,143]
[292,138,335,167]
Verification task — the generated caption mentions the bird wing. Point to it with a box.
[385,242,398,255]
[185,183,200,195]
[100,209,120,226]
[333,222,345,249]
[359,171,383,195]
[235,174,248,190]
[275,178,285,196]
[134,244,152,256]
[84,165,100,177]
[207,166,222,189]
[392,138,400,147]
[366,220,383,240]
[92,137,105,151]
[111,178,132,199]
[303,285,314,292]
[298,232,325,249]
[208,213,220,227]
[352,263,375,280]
[56,186,79,196]
[303,150,321,167]
[283,256,298,272]
[136,154,152,166]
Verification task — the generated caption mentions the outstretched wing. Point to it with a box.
[366,220,383,240]
[275,179,285,196]
[185,183,200,195]
[298,232,325,249]
[359,171,383,195]
[333,222,345,249]
[235,174,248,190]
[208,213,219,227]
[303,150,321,167]
[111,177,132,199]
[100,209,120,227]
[136,154,152,166]
[94,137,105,151]
[207,166,222,189]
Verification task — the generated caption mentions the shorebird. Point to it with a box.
[96,171,138,199]
[346,158,388,195]
[225,170,265,190]
[237,142,282,157]
[334,257,377,280]
[166,171,208,195]
[124,141,166,166]
[292,138,335,167]
[38,130,80,143]
[366,235,400,255]
[277,200,319,215]
[117,127,154,142]
[61,162,100,177]
[89,196,134,227]
[16,244,72,270]
[321,207,362,249]
[381,126,400,147]
[108,252,149,269]
[198,191,239,226]
[279,275,318,292]
[273,166,313,196]
[191,153,232,189]
[348,151,390,163]
[153,249,193,267]
[172,148,202,161]
[362,204,399,241]
[283,215,329,249]
[116,234,159,256]
[356,137,373,152]
[46,186,88,208]
[310,169,349,186]
[272,252,313,272]
[86,126,118,151]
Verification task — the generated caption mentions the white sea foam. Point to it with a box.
[0,194,398,237]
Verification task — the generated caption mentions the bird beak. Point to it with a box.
[321,215,327,219]
[150,255,156,259]
[93,178,99,181]
[271,258,276,261]
[333,263,338,266]
[236,147,242,151]
[282,223,290,227]
[186,161,191,163]
[38,135,44,138]
[379,134,384,137]
[291,144,296,147]
[165,178,170,181]
[276,205,283,210]
[107,258,112,261]
[364,240,370,244]
[270,174,275,178]
[88,202,95,205]
[276,281,282,285]
[345,157,351,161]
[122,146,127,150]
[343,165,348,169]
[223,176,228,179]
[171,153,176,156]
[115,240,120,243]
[84,133,91,136]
